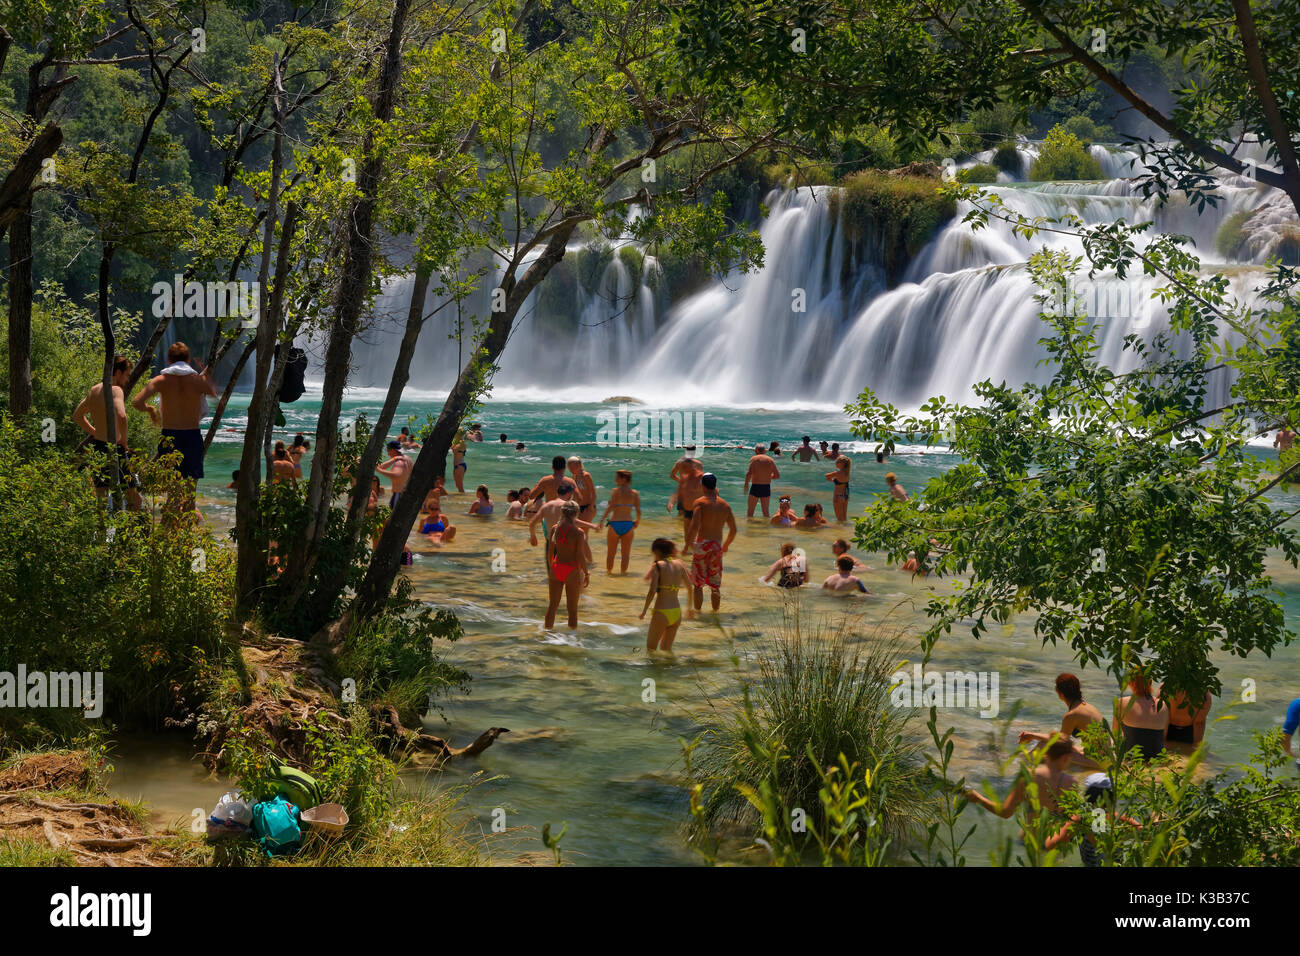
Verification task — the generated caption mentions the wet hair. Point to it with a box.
[231,470,240,480]
[113,354,130,375]
[836,555,854,573]
[518,487,530,498]
[876,451,885,463]
[560,500,579,517]
[831,443,840,451]
[292,432,306,447]
[507,490,519,501]
[802,435,811,443]
[780,542,795,555]
[552,455,566,471]
[274,441,289,460]
[1046,739,1075,760]
[804,504,817,517]
[770,440,780,449]
[651,537,676,559]
[476,485,490,500]
[500,433,508,441]
[832,538,849,554]
[615,469,632,482]
[515,442,525,450]
[701,473,717,490]
[166,341,190,364]
[1055,673,1083,705]
[557,481,574,495]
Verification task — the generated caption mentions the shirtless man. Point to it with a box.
[398,427,421,450]
[567,456,598,522]
[132,341,217,507]
[669,446,698,485]
[530,456,569,504]
[792,436,821,462]
[885,471,908,502]
[73,354,141,511]
[669,458,704,540]
[376,441,412,507]
[965,738,1077,826]
[830,538,866,571]
[822,555,870,593]
[271,442,297,483]
[528,482,599,547]
[599,470,641,574]
[744,444,780,518]
[682,473,738,615]
[1276,426,1297,489]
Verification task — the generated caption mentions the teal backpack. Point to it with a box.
[251,795,301,857]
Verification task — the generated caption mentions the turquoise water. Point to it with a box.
[109,395,1300,865]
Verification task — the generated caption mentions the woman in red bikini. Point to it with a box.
[545,501,592,629]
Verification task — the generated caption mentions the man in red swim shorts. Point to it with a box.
[683,473,738,615]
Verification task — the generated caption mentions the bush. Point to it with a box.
[957,163,999,184]
[685,614,932,856]
[829,171,957,282]
[1060,115,1113,147]
[992,141,1023,176]
[0,282,156,451]
[1029,125,1104,181]
[0,420,235,744]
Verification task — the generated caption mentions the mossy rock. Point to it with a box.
[828,171,957,286]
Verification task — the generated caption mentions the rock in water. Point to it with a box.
[602,395,644,405]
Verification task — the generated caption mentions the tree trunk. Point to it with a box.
[203,337,255,453]
[7,199,34,419]
[277,0,413,612]
[234,59,286,614]
[307,261,433,628]
[352,223,578,619]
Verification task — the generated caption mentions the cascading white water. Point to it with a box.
[341,143,1291,408]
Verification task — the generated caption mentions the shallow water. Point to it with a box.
[107,399,1300,864]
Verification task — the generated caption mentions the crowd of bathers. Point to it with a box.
[966,670,1300,865]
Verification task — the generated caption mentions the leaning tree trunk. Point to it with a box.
[352,223,579,620]
[277,0,413,615]
[305,262,434,630]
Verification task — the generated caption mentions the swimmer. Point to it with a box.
[822,555,869,593]
[1018,673,1105,769]
[376,440,412,507]
[598,469,641,574]
[770,496,797,526]
[418,500,457,543]
[744,444,780,518]
[450,431,467,492]
[792,436,821,462]
[792,503,822,529]
[468,485,494,515]
[885,471,908,502]
[530,456,568,503]
[830,538,866,571]
[965,737,1077,826]
[763,542,807,588]
[528,482,598,546]
[271,441,297,483]
[544,500,591,629]
[505,489,524,519]
[669,458,704,542]
[398,426,421,449]
[826,455,851,521]
[567,455,598,522]
[289,433,310,478]
[768,440,782,458]
[682,473,737,615]
[640,537,688,652]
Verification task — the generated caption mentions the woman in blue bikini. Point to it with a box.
[598,469,641,574]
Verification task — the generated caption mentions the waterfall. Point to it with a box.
[338,143,1290,408]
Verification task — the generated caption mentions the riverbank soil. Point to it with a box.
[0,752,189,866]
